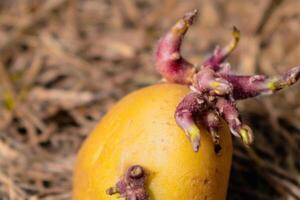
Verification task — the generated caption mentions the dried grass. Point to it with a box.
[0,0,299,199]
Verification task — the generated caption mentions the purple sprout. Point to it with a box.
[155,10,300,152]
[106,165,148,200]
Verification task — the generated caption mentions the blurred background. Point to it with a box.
[0,0,299,199]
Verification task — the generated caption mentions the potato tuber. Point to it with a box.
[73,84,232,199]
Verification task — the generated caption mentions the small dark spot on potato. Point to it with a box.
[214,144,222,155]
[215,168,219,174]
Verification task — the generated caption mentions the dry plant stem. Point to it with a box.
[0,62,16,111]
[235,148,300,199]
[106,165,148,200]
[0,0,68,59]
[263,100,300,156]
[156,10,300,151]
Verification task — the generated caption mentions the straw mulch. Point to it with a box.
[0,0,299,199]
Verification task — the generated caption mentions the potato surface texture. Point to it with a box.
[73,83,232,200]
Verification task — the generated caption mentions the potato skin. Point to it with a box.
[73,83,232,200]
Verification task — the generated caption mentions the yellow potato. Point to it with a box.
[73,83,232,200]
